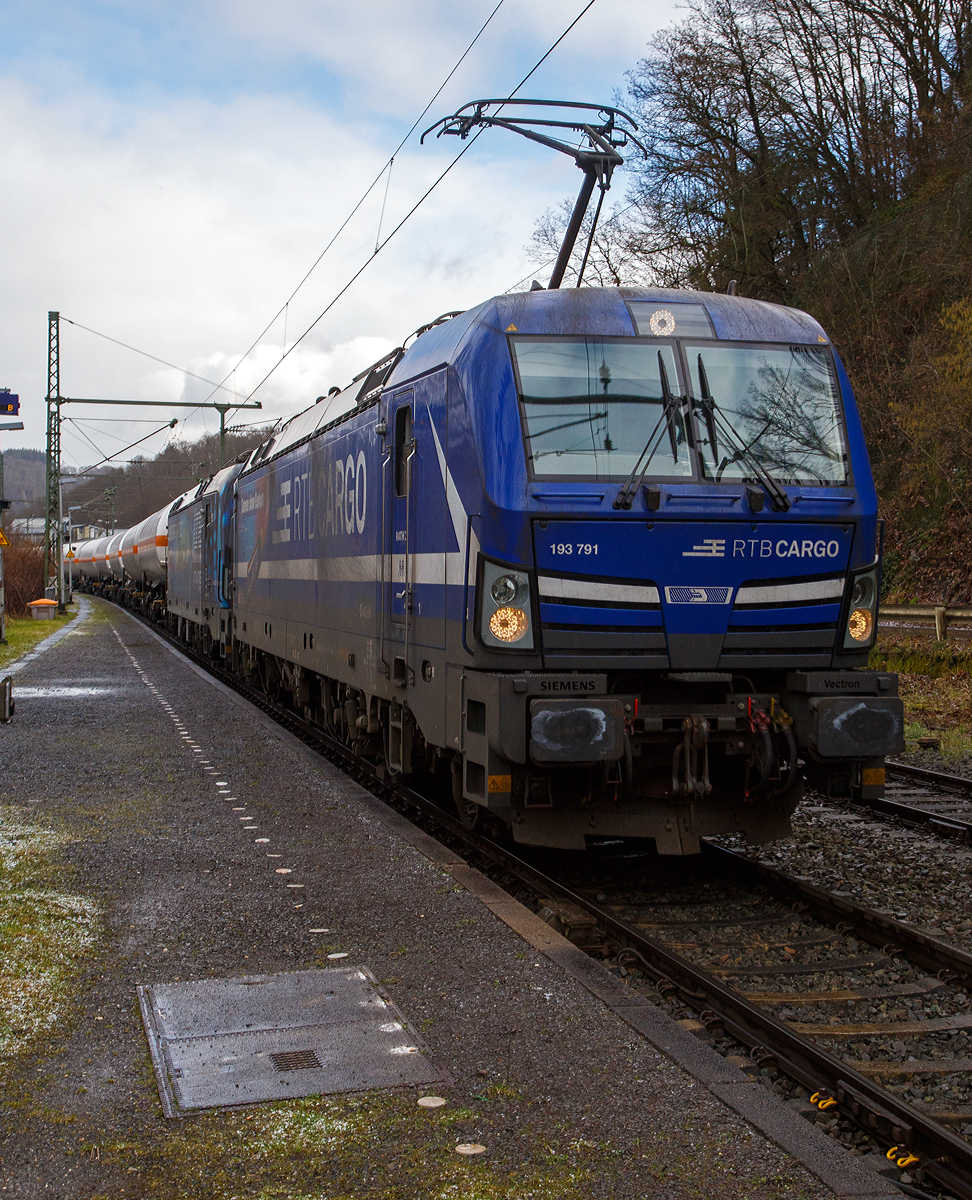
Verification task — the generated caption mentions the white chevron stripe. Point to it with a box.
[735,577,844,605]
[538,576,660,606]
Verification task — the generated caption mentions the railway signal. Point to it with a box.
[0,394,23,644]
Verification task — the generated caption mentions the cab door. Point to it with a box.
[389,391,414,626]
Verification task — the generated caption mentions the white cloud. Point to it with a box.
[220,0,667,114]
[0,0,673,475]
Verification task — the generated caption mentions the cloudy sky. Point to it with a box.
[0,0,671,466]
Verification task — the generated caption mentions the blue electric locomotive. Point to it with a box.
[176,283,899,854]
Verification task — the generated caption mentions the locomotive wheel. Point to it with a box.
[452,759,483,830]
[455,795,484,830]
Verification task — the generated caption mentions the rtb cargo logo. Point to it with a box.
[682,537,841,560]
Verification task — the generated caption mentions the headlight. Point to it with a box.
[843,567,878,649]
[490,574,520,605]
[851,574,875,608]
[847,608,873,641]
[489,606,529,642]
[479,558,534,650]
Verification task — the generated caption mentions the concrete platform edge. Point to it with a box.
[139,615,902,1199]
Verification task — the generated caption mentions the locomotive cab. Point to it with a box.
[424,287,902,852]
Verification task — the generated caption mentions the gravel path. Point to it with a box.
[0,597,839,1199]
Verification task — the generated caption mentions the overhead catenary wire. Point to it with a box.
[67,417,162,446]
[59,317,235,395]
[197,0,511,412]
[375,158,395,253]
[64,421,178,478]
[241,0,602,404]
[54,0,601,445]
[62,413,179,475]
[50,2,512,450]
[63,420,107,463]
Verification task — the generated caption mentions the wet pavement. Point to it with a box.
[0,597,896,1198]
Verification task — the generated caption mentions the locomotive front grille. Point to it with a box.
[538,572,668,669]
[536,571,846,669]
[719,573,843,669]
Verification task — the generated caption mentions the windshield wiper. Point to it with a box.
[696,355,791,512]
[614,353,681,510]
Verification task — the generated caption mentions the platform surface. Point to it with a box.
[0,597,899,1198]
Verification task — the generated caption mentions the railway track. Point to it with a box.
[101,596,972,1199]
[859,762,972,841]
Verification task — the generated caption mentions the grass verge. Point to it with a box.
[0,605,78,671]
[870,635,972,760]
[0,805,100,1068]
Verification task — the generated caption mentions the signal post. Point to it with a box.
[0,390,24,644]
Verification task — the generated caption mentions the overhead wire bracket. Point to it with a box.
[422,98,646,288]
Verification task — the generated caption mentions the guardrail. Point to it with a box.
[879,604,972,641]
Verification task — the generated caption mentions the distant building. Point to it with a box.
[69,523,104,541]
[11,517,45,540]
[12,518,106,542]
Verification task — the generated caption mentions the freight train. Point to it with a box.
[73,286,903,854]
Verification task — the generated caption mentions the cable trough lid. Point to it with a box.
[138,966,447,1116]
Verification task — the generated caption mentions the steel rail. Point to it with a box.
[841,761,972,839]
[105,596,972,1198]
[502,842,972,1200]
[705,843,972,984]
[888,761,972,795]
[852,795,972,839]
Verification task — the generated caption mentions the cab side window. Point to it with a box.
[394,404,413,498]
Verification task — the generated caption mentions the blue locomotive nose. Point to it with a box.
[533,518,851,671]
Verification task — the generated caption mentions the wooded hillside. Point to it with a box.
[60,427,274,533]
[534,0,972,602]
[0,429,273,535]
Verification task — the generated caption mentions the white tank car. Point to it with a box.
[106,531,127,580]
[134,495,187,585]
[89,535,114,580]
[72,537,101,581]
[119,525,139,581]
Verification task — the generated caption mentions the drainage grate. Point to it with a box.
[270,1049,323,1073]
[137,966,448,1116]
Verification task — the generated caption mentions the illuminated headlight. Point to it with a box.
[489,607,529,642]
[847,608,873,641]
[843,568,878,648]
[480,558,534,650]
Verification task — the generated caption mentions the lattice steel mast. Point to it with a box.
[44,311,62,609]
[41,311,261,611]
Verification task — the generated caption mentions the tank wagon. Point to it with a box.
[78,286,903,854]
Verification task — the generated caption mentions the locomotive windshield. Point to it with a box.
[510,336,848,486]
[511,338,691,480]
[688,342,848,486]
